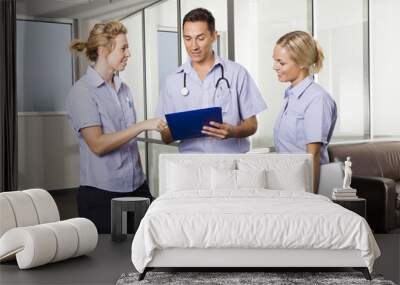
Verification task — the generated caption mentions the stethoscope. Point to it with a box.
[180,64,231,96]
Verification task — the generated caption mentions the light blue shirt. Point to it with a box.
[66,66,145,193]
[273,76,337,164]
[156,54,267,153]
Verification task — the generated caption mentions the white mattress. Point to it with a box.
[131,190,380,273]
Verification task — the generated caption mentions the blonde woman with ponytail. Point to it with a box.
[66,21,166,233]
[272,31,337,194]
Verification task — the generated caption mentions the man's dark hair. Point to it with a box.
[182,8,215,33]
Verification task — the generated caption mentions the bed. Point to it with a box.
[131,153,380,280]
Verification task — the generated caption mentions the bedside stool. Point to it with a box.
[332,197,366,219]
[111,197,150,242]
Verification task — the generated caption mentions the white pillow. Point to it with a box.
[211,168,236,190]
[167,163,210,191]
[211,169,268,190]
[166,160,236,192]
[266,162,307,191]
[237,158,308,191]
[236,169,267,189]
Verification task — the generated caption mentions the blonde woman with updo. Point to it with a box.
[66,21,166,233]
[272,31,337,194]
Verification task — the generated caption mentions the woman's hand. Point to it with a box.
[307,143,322,194]
[81,118,167,156]
[140,118,167,132]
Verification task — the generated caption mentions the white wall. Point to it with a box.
[235,0,311,148]
[16,18,80,190]
[314,0,367,139]
[18,114,79,190]
[370,0,400,137]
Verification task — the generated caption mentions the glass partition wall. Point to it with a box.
[234,0,312,148]
[121,0,180,196]
[144,0,179,196]
[120,12,147,179]
[119,0,398,197]
[314,0,369,141]
[369,0,400,138]
[145,0,178,140]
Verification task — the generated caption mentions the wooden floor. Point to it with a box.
[0,234,399,285]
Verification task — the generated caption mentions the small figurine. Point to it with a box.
[343,156,353,190]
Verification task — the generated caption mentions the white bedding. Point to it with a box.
[131,190,380,273]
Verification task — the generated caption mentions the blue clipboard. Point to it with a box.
[165,107,223,140]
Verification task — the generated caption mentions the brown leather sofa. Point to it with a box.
[328,141,400,233]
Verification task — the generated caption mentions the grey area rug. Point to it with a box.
[116,271,396,285]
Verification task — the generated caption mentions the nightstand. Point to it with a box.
[111,197,150,242]
[332,197,366,219]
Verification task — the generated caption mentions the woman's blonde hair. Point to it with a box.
[276,31,324,74]
[69,21,127,62]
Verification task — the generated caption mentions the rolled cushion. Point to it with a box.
[65,218,98,257]
[0,218,98,269]
[0,189,60,239]
[0,196,17,237]
[42,221,79,262]
[0,191,39,227]
[0,226,57,269]
[23,189,60,223]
